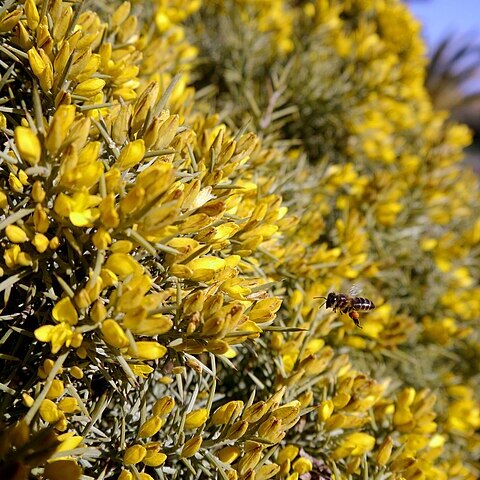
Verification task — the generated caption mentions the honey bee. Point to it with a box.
[317,288,375,328]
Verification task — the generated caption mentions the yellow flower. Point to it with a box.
[248,297,282,322]
[117,139,145,170]
[123,444,147,465]
[143,451,167,467]
[99,194,120,229]
[101,319,130,349]
[46,379,65,399]
[292,457,312,474]
[58,397,79,414]
[257,464,281,480]
[118,471,132,480]
[131,341,167,360]
[22,393,34,407]
[216,446,241,464]
[45,105,76,154]
[5,224,28,243]
[39,399,61,423]
[138,474,154,480]
[185,408,209,429]
[34,204,49,233]
[389,456,417,472]
[225,420,248,440]
[332,432,376,459]
[34,322,78,354]
[4,244,20,268]
[272,400,301,423]
[211,401,243,426]
[59,142,104,190]
[92,227,112,250]
[138,416,164,438]
[111,2,131,28]
[52,297,78,326]
[8,173,23,192]
[56,433,83,452]
[238,441,263,475]
[181,436,203,458]
[32,233,49,253]
[28,47,53,92]
[43,460,82,480]
[105,253,144,280]
[14,126,41,166]
[153,396,176,417]
[130,364,154,378]
[0,8,22,33]
[376,435,393,466]
[278,445,299,464]
[0,190,7,209]
[54,189,101,227]
[70,366,84,379]
[73,78,106,97]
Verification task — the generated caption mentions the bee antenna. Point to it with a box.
[314,296,328,309]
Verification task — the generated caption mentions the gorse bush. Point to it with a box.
[0,1,479,480]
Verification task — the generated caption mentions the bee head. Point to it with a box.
[326,292,336,308]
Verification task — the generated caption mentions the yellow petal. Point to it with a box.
[130,363,154,378]
[138,416,164,438]
[50,323,73,354]
[58,397,79,414]
[34,324,54,342]
[105,253,144,279]
[278,445,299,464]
[69,208,100,227]
[46,379,65,399]
[117,139,145,170]
[292,458,312,474]
[185,408,209,429]
[375,435,393,467]
[131,341,167,360]
[52,297,78,325]
[181,436,203,458]
[153,396,176,417]
[39,399,61,423]
[28,47,45,77]
[5,224,28,243]
[212,401,243,426]
[123,444,146,465]
[101,319,130,349]
[317,399,334,421]
[43,460,81,480]
[32,233,49,253]
[118,471,133,480]
[143,451,167,467]
[73,78,106,97]
[111,2,131,28]
[216,446,241,464]
[46,105,76,154]
[15,126,41,165]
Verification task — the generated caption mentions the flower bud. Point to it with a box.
[375,435,393,467]
[181,436,203,458]
[123,444,146,465]
[185,408,209,429]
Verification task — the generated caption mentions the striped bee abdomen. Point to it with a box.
[352,297,375,310]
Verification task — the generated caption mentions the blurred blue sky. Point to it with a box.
[407,0,480,52]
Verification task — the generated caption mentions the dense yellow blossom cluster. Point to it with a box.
[0,0,478,479]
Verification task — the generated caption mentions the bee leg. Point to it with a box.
[349,311,362,329]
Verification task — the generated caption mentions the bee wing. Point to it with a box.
[348,283,363,296]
